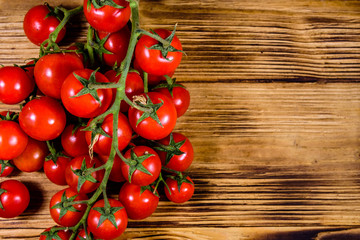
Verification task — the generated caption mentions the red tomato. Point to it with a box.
[44,155,71,186]
[50,188,88,227]
[0,160,14,177]
[121,146,162,186]
[105,70,144,112]
[0,66,35,104]
[75,229,95,240]
[119,182,159,220]
[133,58,174,86]
[61,69,113,118]
[135,29,183,76]
[0,120,28,160]
[65,155,104,194]
[154,84,190,117]
[98,154,125,182]
[34,53,84,99]
[23,4,66,45]
[156,132,194,172]
[87,198,128,240]
[83,0,131,33]
[85,113,132,156]
[0,179,30,218]
[165,176,194,203]
[98,27,131,67]
[128,92,177,140]
[61,124,89,157]
[39,227,72,240]
[12,138,48,172]
[19,96,67,141]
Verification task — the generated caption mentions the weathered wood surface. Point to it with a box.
[1,0,360,239]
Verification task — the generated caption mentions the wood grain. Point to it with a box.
[1,0,360,239]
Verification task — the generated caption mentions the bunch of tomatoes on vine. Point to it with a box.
[0,0,195,239]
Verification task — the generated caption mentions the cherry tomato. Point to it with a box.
[61,124,89,157]
[75,229,96,240]
[0,160,14,177]
[34,53,84,99]
[98,26,131,67]
[165,176,194,204]
[83,0,131,33]
[121,146,162,186]
[135,29,183,76]
[0,66,35,104]
[19,96,67,141]
[44,155,71,186]
[50,188,88,227]
[98,154,125,183]
[87,198,128,240]
[128,92,177,140]
[85,113,132,156]
[0,120,28,160]
[23,4,66,45]
[154,84,190,117]
[156,132,194,172]
[12,138,48,172]
[119,182,159,220]
[39,227,72,240]
[61,69,113,118]
[133,58,174,86]
[65,155,104,194]
[105,70,144,112]
[0,179,30,218]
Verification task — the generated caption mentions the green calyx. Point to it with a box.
[40,229,63,240]
[147,25,185,60]
[141,185,160,198]
[51,191,81,221]
[0,111,18,121]
[154,133,185,166]
[122,149,154,183]
[88,0,125,10]
[0,160,14,175]
[152,75,186,97]
[168,173,193,193]
[71,158,99,192]
[134,94,164,127]
[45,141,67,165]
[71,68,107,105]
[93,205,124,229]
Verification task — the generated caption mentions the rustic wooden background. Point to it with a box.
[1,0,360,239]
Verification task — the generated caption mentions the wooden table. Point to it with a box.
[1,0,360,239]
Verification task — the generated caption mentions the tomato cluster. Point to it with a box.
[0,1,194,239]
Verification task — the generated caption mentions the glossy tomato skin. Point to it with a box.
[34,53,84,99]
[85,113,132,156]
[128,92,177,140]
[61,69,113,118]
[50,188,88,227]
[39,227,72,240]
[0,160,14,177]
[121,146,162,186]
[0,120,28,160]
[0,180,30,218]
[61,124,89,157]
[165,176,194,204]
[133,58,174,86]
[0,66,35,104]
[156,132,194,172]
[135,29,183,76]
[44,156,71,186]
[12,138,48,172]
[23,4,66,45]
[98,27,131,67]
[105,70,144,112]
[87,198,128,240]
[65,155,104,194]
[119,182,159,220]
[83,0,131,33]
[19,96,67,141]
[98,154,125,182]
[154,84,190,117]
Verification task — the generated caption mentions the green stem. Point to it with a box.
[143,71,149,93]
[136,29,170,47]
[161,166,182,175]
[85,26,96,67]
